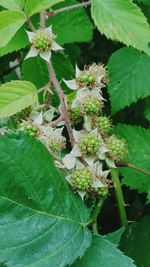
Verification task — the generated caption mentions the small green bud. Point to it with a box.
[49,137,65,154]
[79,133,100,156]
[19,122,38,136]
[92,186,108,197]
[95,116,112,135]
[106,136,128,162]
[83,96,103,116]
[72,169,92,191]
[32,30,52,52]
[68,106,83,123]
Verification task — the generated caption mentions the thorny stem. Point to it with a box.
[45,0,91,17]
[48,60,75,146]
[111,168,128,227]
[116,162,150,176]
[51,114,65,127]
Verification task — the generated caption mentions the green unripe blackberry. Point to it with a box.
[79,73,95,85]
[83,96,103,116]
[92,186,108,197]
[95,116,112,135]
[32,30,52,52]
[72,169,92,191]
[48,137,65,154]
[106,136,128,162]
[68,106,82,123]
[19,122,38,136]
[79,133,100,156]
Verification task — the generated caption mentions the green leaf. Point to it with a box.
[108,47,150,114]
[0,81,38,117]
[105,227,125,246]
[0,10,26,48]
[47,0,94,45]
[72,235,136,267]
[91,0,150,55]
[25,0,64,16]
[22,57,49,89]
[144,97,150,122]
[0,27,28,57]
[0,133,91,266]
[115,124,150,202]
[0,0,25,10]
[120,216,150,267]
[0,0,24,10]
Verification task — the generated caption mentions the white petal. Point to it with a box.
[62,154,76,169]
[92,179,104,188]
[76,160,85,169]
[40,51,51,63]
[51,41,63,51]
[71,98,80,108]
[77,88,90,99]
[84,116,92,131]
[45,26,53,35]
[63,79,78,90]
[75,64,81,77]
[55,127,64,136]
[71,145,81,157]
[84,157,94,167]
[90,128,98,135]
[57,121,65,127]
[33,112,43,126]
[26,30,35,43]
[43,108,55,122]
[73,129,83,142]
[102,170,110,179]
[66,175,72,185]
[78,190,86,200]
[106,157,116,168]
[25,47,38,60]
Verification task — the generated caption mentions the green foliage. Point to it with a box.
[115,124,150,201]
[0,0,24,10]
[91,0,150,55]
[0,10,26,48]
[0,133,91,266]
[48,0,94,45]
[0,81,37,117]
[120,216,150,267]
[24,0,64,16]
[105,227,125,246]
[0,27,28,57]
[72,235,136,267]
[108,47,150,114]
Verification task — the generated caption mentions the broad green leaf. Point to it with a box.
[25,0,64,16]
[105,227,125,246]
[22,57,49,89]
[0,133,91,266]
[72,235,136,267]
[0,0,25,10]
[120,216,150,267]
[47,0,94,45]
[144,97,150,122]
[0,81,37,117]
[91,0,150,55]
[0,10,26,48]
[115,124,150,202]
[0,27,28,57]
[108,48,150,114]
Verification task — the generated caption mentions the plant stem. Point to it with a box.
[46,0,91,17]
[111,168,128,227]
[116,162,150,176]
[86,197,106,229]
[48,60,75,146]
[40,12,45,29]
[26,18,36,32]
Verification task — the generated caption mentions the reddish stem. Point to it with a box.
[48,60,75,146]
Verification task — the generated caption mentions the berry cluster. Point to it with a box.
[79,134,100,156]
[48,137,66,154]
[32,30,52,52]
[20,122,38,136]
[72,169,91,191]
[83,96,103,116]
[106,136,127,162]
